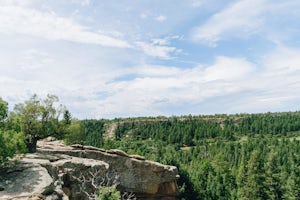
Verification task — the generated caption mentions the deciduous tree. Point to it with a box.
[13,94,68,152]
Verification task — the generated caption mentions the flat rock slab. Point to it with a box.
[0,160,53,200]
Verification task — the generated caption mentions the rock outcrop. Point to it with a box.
[0,140,179,200]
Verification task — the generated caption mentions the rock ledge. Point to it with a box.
[0,140,179,200]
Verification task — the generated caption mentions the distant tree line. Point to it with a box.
[114,112,300,146]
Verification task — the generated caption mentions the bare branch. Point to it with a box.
[122,191,137,200]
[70,168,136,200]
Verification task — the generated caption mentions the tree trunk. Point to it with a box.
[26,135,38,153]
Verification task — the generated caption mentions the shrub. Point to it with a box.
[96,185,121,200]
[0,130,27,164]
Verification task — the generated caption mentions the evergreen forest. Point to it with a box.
[65,113,300,200]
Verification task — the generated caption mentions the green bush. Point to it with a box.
[96,185,121,200]
[64,120,84,145]
[0,130,27,164]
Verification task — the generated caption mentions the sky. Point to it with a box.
[1,0,300,119]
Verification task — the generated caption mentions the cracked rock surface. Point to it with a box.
[0,140,179,200]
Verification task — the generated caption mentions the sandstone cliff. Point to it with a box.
[0,139,179,200]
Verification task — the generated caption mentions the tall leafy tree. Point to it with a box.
[13,94,67,152]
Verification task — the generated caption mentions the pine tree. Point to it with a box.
[264,152,282,199]
[237,147,247,199]
[283,159,300,199]
[242,150,266,200]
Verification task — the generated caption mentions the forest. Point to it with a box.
[1,95,300,199]
[99,114,300,200]
[62,113,300,199]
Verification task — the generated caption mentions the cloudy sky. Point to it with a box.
[1,0,300,119]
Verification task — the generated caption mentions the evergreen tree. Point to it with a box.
[264,152,282,199]
[242,150,266,200]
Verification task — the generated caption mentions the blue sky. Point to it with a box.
[1,0,300,119]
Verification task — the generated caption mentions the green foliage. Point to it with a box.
[264,152,282,200]
[14,94,63,137]
[0,130,27,164]
[81,119,105,147]
[12,94,69,152]
[64,119,105,147]
[5,112,22,133]
[241,150,266,199]
[0,97,27,165]
[62,109,72,125]
[0,94,71,158]
[81,112,300,199]
[0,97,8,123]
[64,120,83,145]
[96,185,121,200]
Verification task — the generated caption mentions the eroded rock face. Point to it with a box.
[0,140,179,200]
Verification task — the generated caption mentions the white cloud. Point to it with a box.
[133,65,183,77]
[1,1,300,118]
[192,0,266,46]
[192,0,300,46]
[190,0,209,7]
[72,0,90,6]
[204,56,255,81]
[2,46,300,118]
[136,41,179,59]
[18,49,53,71]
[155,15,167,22]
[0,5,131,48]
[263,46,300,72]
[228,45,300,113]
[95,49,300,117]
[0,0,34,6]
[93,56,256,117]
[151,38,169,45]
[140,12,167,22]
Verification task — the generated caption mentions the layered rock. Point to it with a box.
[0,140,179,200]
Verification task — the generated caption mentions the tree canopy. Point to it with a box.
[0,97,8,123]
[12,94,69,152]
[0,94,71,157]
[0,98,26,165]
